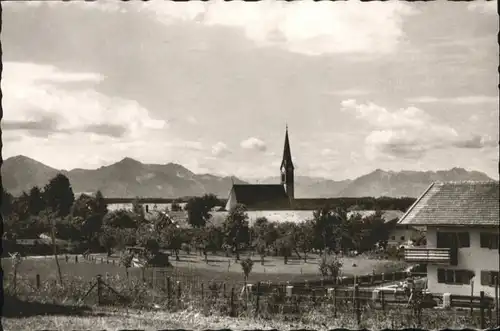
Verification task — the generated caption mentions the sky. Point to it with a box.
[1,0,498,181]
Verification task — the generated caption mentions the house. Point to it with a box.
[399,181,499,297]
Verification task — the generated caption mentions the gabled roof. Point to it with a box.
[231,184,291,209]
[398,181,499,227]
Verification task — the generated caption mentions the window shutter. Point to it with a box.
[458,232,470,248]
[437,268,445,283]
[480,233,488,248]
[480,271,489,286]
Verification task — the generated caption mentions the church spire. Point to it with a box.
[281,125,294,170]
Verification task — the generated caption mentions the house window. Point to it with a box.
[400,236,405,241]
[436,231,470,248]
[480,232,499,250]
[437,268,474,285]
[481,271,500,286]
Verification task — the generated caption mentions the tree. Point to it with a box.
[240,258,254,284]
[222,204,250,261]
[28,186,45,215]
[256,239,267,265]
[1,188,14,218]
[319,254,343,280]
[120,251,134,280]
[43,173,75,217]
[162,226,183,261]
[131,198,145,224]
[185,194,219,228]
[296,221,314,262]
[274,235,293,264]
[71,193,106,248]
[103,209,137,229]
[170,200,182,212]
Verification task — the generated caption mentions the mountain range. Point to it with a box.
[1,155,495,198]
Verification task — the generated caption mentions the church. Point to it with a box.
[225,127,329,211]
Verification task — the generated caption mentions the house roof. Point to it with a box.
[231,184,291,209]
[398,181,499,227]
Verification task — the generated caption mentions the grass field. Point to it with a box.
[2,251,408,287]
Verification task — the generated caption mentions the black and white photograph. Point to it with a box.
[1,1,499,330]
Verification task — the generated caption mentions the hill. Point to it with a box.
[338,168,494,198]
[2,155,494,198]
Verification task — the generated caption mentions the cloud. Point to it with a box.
[453,135,497,149]
[240,137,267,152]
[467,2,497,14]
[342,99,495,160]
[2,62,167,139]
[406,95,498,104]
[328,88,371,96]
[321,148,339,157]
[211,142,231,157]
[138,1,417,56]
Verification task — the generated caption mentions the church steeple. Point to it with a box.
[281,125,294,170]
[280,125,295,200]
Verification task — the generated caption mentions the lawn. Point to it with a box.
[2,252,408,287]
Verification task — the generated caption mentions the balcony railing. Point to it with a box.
[404,247,457,265]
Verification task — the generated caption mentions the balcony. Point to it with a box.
[404,247,457,266]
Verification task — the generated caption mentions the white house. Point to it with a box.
[400,181,499,297]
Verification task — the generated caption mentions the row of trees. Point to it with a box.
[3,174,396,264]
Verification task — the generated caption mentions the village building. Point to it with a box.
[400,181,499,297]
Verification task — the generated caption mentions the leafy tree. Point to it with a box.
[319,254,343,280]
[256,239,267,265]
[222,204,249,261]
[103,209,137,229]
[162,226,183,261]
[71,193,106,248]
[43,173,75,217]
[131,198,145,224]
[185,194,219,228]
[240,258,254,283]
[28,186,45,215]
[1,188,14,217]
[274,235,293,264]
[170,200,182,212]
[120,251,134,280]
[296,221,314,262]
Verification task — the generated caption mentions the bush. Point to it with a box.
[318,254,343,279]
[240,258,254,282]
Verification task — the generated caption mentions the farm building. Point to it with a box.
[400,181,499,297]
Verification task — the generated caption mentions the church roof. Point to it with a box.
[280,126,294,170]
[231,184,291,209]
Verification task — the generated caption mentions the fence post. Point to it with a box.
[177,281,181,302]
[333,287,337,318]
[312,288,316,306]
[230,287,235,317]
[223,282,226,298]
[97,274,103,306]
[201,283,204,300]
[354,284,360,326]
[167,277,171,308]
[36,274,41,290]
[495,276,499,326]
[480,291,485,329]
[75,255,78,263]
[65,255,69,262]
[380,290,385,312]
[470,291,474,317]
[255,281,261,317]
[381,272,385,283]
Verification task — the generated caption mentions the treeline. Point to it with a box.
[2,173,408,263]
